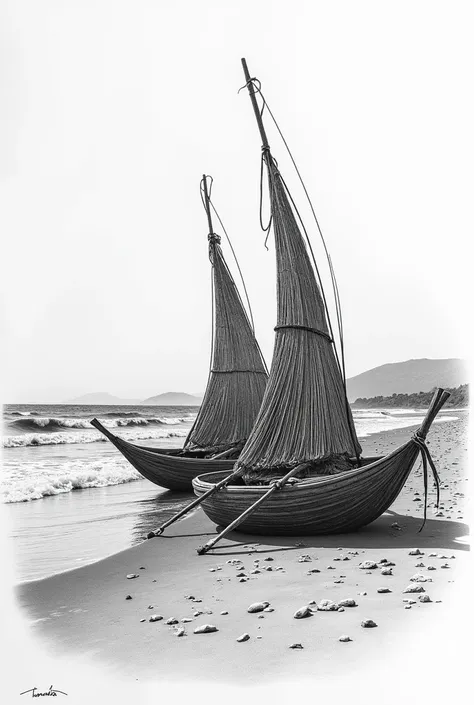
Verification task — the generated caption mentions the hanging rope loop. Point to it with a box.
[411,432,441,532]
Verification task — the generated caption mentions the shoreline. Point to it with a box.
[12,411,463,585]
[15,413,469,684]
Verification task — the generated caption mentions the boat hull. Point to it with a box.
[90,419,235,491]
[192,444,421,535]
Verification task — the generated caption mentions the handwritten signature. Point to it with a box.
[20,686,68,698]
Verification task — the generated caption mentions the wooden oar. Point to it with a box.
[196,462,311,554]
[147,469,242,538]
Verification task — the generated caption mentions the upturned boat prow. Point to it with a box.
[192,388,450,540]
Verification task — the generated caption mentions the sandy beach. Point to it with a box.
[12,411,468,692]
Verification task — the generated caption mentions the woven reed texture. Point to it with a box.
[236,161,361,475]
[193,443,419,534]
[185,242,268,451]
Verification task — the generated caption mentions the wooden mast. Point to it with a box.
[241,58,270,152]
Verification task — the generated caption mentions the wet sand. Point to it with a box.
[14,414,469,691]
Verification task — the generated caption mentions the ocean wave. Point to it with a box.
[3,428,188,448]
[2,459,142,503]
[8,416,190,433]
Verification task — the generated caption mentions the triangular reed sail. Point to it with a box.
[236,66,361,479]
[183,177,268,455]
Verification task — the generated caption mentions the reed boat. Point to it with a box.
[92,175,268,491]
[191,60,449,550]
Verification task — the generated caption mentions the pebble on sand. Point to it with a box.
[237,633,250,642]
[149,615,163,622]
[403,584,425,593]
[126,574,139,579]
[381,568,393,576]
[194,624,218,634]
[176,627,186,637]
[361,619,377,628]
[294,606,313,619]
[166,618,179,625]
[408,549,424,556]
[377,587,392,593]
[289,643,304,649]
[248,601,270,613]
[418,594,432,603]
[339,635,352,642]
[338,599,357,608]
[125,595,132,600]
[359,561,378,569]
[317,600,338,612]
[220,611,229,615]
[410,573,431,582]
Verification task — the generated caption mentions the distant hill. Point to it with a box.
[346,358,468,402]
[353,384,468,409]
[65,392,141,405]
[141,392,202,406]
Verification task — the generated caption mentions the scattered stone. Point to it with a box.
[440,563,450,569]
[408,549,423,556]
[338,599,357,608]
[418,594,432,603]
[289,643,304,649]
[193,611,203,617]
[140,618,146,622]
[404,605,412,610]
[263,607,274,612]
[298,555,312,563]
[427,566,436,571]
[125,595,132,600]
[415,562,425,568]
[247,601,270,613]
[220,610,228,615]
[361,619,377,628]
[251,569,261,574]
[166,617,178,625]
[263,557,274,561]
[307,569,321,575]
[339,635,352,642]
[237,633,250,642]
[381,568,393,576]
[377,587,392,593]
[358,591,367,596]
[139,567,146,570]
[403,599,416,604]
[126,574,139,579]
[294,606,313,619]
[403,584,425,593]
[410,573,431,583]
[317,600,338,612]
[149,615,163,622]
[176,627,186,637]
[359,560,378,570]
[194,624,218,634]
[391,522,402,530]
[236,572,247,578]
[181,618,193,623]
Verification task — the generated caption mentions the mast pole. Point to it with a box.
[241,58,270,152]
[202,174,214,235]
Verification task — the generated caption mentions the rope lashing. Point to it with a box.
[274,324,333,343]
[211,369,268,374]
[411,432,441,532]
[208,233,222,244]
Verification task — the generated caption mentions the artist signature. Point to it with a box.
[20,686,68,698]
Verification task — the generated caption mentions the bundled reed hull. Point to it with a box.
[192,445,421,535]
[90,419,234,491]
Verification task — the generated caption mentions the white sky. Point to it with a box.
[1,0,471,403]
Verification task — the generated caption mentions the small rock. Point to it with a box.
[415,562,425,568]
[418,594,432,603]
[403,599,416,604]
[403,584,425,593]
[359,560,378,570]
[149,615,163,622]
[410,573,431,582]
[339,635,352,642]
[140,618,146,622]
[358,591,367,596]
[381,568,393,576]
[220,610,228,615]
[125,595,132,600]
[338,607,345,612]
[294,606,313,619]
[408,549,423,556]
[237,633,250,642]
[361,619,377,628]
[307,569,321,575]
[377,587,392,593]
[391,522,402,530]
[248,601,269,613]
[317,600,338,612]
[298,555,312,563]
[126,574,139,579]
[175,627,186,637]
[263,557,274,561]
[440,563,450,569]
[181,618,193,623]
[250,569,261,574]
[194,624,218,634]
[427,566,436,571]
[166,617,178,625]
[263,607,274,612]
[236,572,247,578]
[404,605,412,610]
[289,643,304,649]
[338,599,357,608]
[193,611,203,617]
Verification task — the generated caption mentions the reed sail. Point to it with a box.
[192,60,449,550]
[91,175,268,491]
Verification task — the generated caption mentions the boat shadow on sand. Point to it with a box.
[168,510,469,555]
